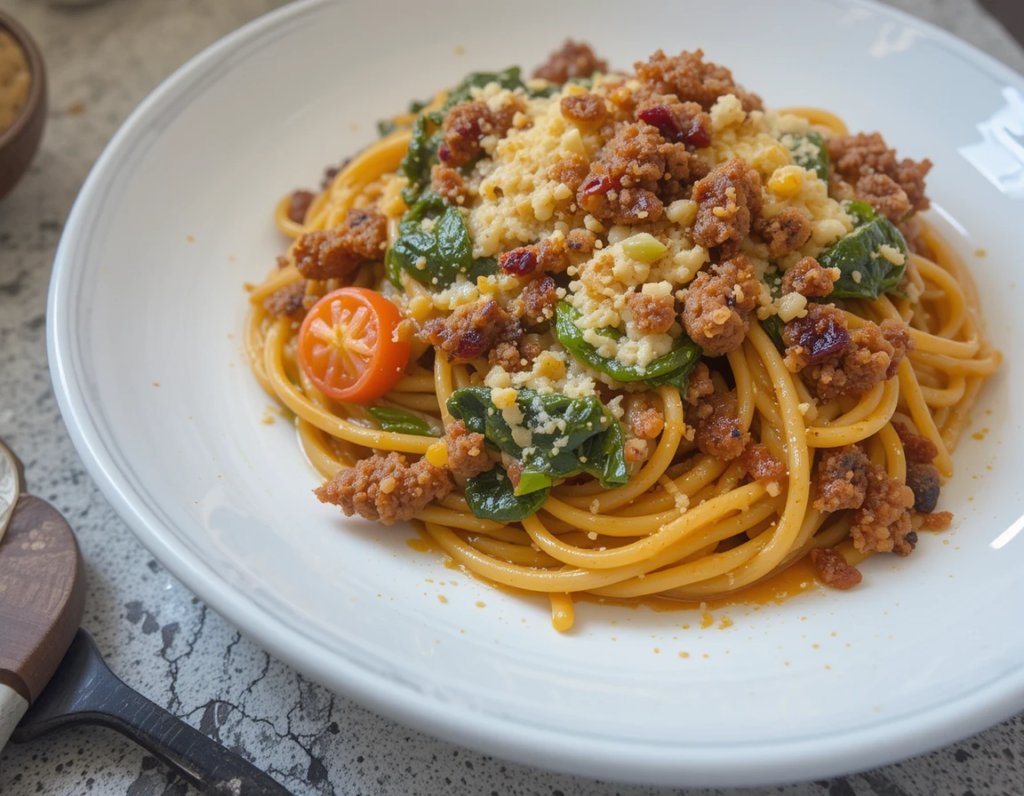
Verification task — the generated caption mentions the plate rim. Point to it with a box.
[46,0,1024,786]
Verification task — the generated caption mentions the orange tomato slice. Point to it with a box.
[297,287,410,404]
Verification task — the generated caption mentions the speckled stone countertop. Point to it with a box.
[1,1,1023,794]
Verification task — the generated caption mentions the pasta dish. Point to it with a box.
[245,43,999,631]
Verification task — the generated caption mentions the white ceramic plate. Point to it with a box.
[49,0,1024,786]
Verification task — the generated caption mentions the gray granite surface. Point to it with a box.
[0,0,1022,793]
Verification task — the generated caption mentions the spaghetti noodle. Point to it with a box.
[245,44,999,631]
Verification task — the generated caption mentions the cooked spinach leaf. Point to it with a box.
[408,97,431,114]
[759,270,786,352]
[367,407,441,437]
[466,256,499,281]
[401,67,530,201]
[447,387,628,498]
[783,131,829,184]
[440,67,527,115]
[554,301,702,393]
[465,466,549,522]
[822,201,909,301]
[385,191,474,289]
[400,115,445,203]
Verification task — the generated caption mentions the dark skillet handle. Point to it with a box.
[12,629,292,796]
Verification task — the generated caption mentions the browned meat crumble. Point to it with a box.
[315,452,452,525]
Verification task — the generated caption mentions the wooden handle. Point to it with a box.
[0,496,86,705]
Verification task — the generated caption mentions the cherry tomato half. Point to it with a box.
[297,287,410,404]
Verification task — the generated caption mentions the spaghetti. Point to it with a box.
[245,44,999,631]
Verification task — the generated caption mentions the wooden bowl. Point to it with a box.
[0,10,46,201]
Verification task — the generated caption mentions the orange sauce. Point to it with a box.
[406,527,824,623]
[406,537,434,553]
[577,555,821,617]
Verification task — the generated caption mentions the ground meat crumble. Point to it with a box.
[288,190,315,225]
[627,292,676,335]
[264,279,309,318]
[517,275,559,324]
[440,99,522,168]
[852,463,916,556]
[682,254,760,355]
[915,511,953,531]
[781,257,838,298]
[445,420,493,478]
[292,208,388,281]
[577,121,700,225]
[431,163,469,205]
[827,132,932,223]
[695,390,749,461]
[691,158,762,257]
[754,207,813,259]
[421,299,521,363]
[891,421,942,513]
[533,39,608,84]
[810,547,863,590]
[626,398,665,440]
[785,307,914,401]
[814,445,870,513]
[739,443,787,493]
[892,421,939,464]
[488,335,543,373]
[537,236,570,273]
[560,93,608,126]
[684,361,715,406]
[905,462,940,514]
[315,452,452,525]
[813,444,916,557]
[634,49,763,113]
[548,153,590,193]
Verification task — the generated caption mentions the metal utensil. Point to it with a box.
[13,629,293,795]
[0,438,292,795]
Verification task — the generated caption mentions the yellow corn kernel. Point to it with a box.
[425,442,449,467]
[768,166,803,198]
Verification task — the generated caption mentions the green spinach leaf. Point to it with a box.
[759,270,786,352]
[554,301,702,393]
[822,201,909,301]
[447,387,629,498]
[367,407,441,437]
[408,97,431,114]
[466,256,499,281]
[385,191,474,289]
[465,466,549,522]
[402,67,528,200]
[782,131,829,184]
[400,115,445,204]
[439,67,527,115]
